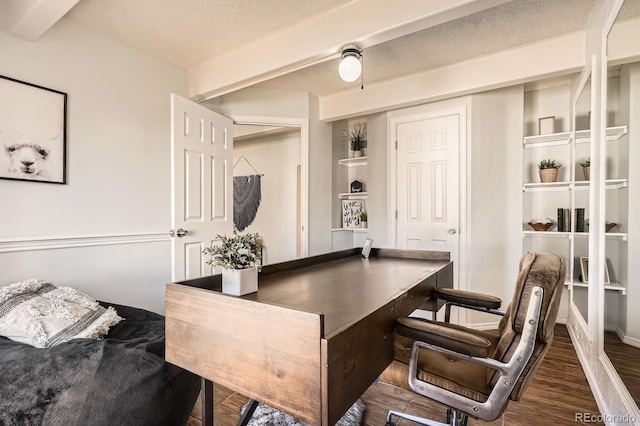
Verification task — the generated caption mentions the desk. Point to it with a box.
[165,248,452,426]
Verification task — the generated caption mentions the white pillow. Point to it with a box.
[0,279,122,348]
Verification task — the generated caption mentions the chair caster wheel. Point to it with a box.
[385,422,396,426]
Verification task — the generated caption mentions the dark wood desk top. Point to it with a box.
[176,248,450,338]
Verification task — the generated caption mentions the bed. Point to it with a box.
[0,301,200,426]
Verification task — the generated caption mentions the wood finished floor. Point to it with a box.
[187,325,603,426]
[604,330,640,405]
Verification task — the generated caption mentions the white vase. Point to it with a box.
[361,221,367,229]
[222,267,258,296]
[352,150,362,158]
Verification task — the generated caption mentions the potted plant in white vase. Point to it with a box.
[203,232,261,296]
[538,159,561,183]
[359,211,368,228]
[343,124,367,158]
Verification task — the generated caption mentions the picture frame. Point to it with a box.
[579,256,610,284]
[342,199,365,229]
[361,238,373,258]
[538,116,555,135]
[0,75,67,184]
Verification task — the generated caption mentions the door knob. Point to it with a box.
[448,228,457,234]
[169,228,188,237]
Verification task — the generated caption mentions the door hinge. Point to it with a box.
[395,140,398,150]
[395,210,398,220]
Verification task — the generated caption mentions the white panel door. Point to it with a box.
[396,114,459,258]
[171,94,233,281]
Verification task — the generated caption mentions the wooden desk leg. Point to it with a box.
[202,378,213,426]
[237,399,259,426]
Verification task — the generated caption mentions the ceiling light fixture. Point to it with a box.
[338,46,362,83]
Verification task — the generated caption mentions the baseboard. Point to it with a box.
[616,327,640,349]
[0,232,169,253]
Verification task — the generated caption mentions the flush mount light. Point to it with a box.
[338,46,362,82]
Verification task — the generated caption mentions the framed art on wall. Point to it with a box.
[0,75,67,184]
[342,199,365,229]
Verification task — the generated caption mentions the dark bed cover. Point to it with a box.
[0,302,200,426]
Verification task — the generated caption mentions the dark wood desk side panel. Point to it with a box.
[322,301,396,425]
[165,284,323,425]
[372,248,450,261]
[419,261,453,312]
[396,273,438,318]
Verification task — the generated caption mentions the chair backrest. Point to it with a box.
[490,252,565,401]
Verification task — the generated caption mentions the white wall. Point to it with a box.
[0,18,188,314]
[233,130,300,264]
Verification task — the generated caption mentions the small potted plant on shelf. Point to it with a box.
[580,157,590,180]
[538,159,561,183]
[359,211,368,228]
[203,232,261,296]
[343,124,367,158]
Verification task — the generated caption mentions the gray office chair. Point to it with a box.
[383,252,565,426]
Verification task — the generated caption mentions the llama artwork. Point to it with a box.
[0,132,63,183]
[0,75,67,184]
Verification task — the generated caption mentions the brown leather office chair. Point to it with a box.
[382,252,565,426]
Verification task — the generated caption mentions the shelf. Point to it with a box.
[522,181,571,192]
[523,131,572,147]
[570,280,626,295]
[574,125,628,144]
[338,157,368,167]
[574,232,628,241]
[339,192,368,199]
[523,231,571,238]
[331,228,369,233]
[574,179,628,190]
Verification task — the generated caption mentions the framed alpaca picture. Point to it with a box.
[342,199,365,229]
[0,75,67,184]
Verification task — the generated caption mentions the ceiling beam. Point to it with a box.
[187,0,512,100]
[5,0,80,41]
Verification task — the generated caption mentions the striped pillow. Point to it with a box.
[0,279,122,348]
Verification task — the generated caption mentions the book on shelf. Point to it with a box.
[575,208,585,232]
[557,208,564,232]
[564,208,571,232]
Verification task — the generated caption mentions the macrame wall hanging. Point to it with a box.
[233,155,263,232]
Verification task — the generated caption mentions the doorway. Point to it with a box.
[389,106,467,322]
[233,124,302,264]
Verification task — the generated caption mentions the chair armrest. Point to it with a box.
[396,317,492,358]
[434,288,502,311]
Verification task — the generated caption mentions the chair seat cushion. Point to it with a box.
[380,327,501,403]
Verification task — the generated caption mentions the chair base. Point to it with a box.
[386,408,468,426]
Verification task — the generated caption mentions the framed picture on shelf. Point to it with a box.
[579,257,610,284]
[538,116,555,135]
[342,199,365,229]
[361,238,373,258]
[0,75,67,184]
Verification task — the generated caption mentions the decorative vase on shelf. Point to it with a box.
[352,150,362,158]
[361,221,367,229]
[538,159,561,183]
[222,267,258,296]
[583,166,590,180]
[539,168,558,182]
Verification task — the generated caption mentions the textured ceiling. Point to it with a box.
[63,0,640,97]
[256,0,596,96]
[65,0,354,69]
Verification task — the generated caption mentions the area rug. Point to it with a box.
[240,399,366,426]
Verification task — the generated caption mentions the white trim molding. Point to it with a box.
[0,232,170,253]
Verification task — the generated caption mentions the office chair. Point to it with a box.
[383,252,565,426]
